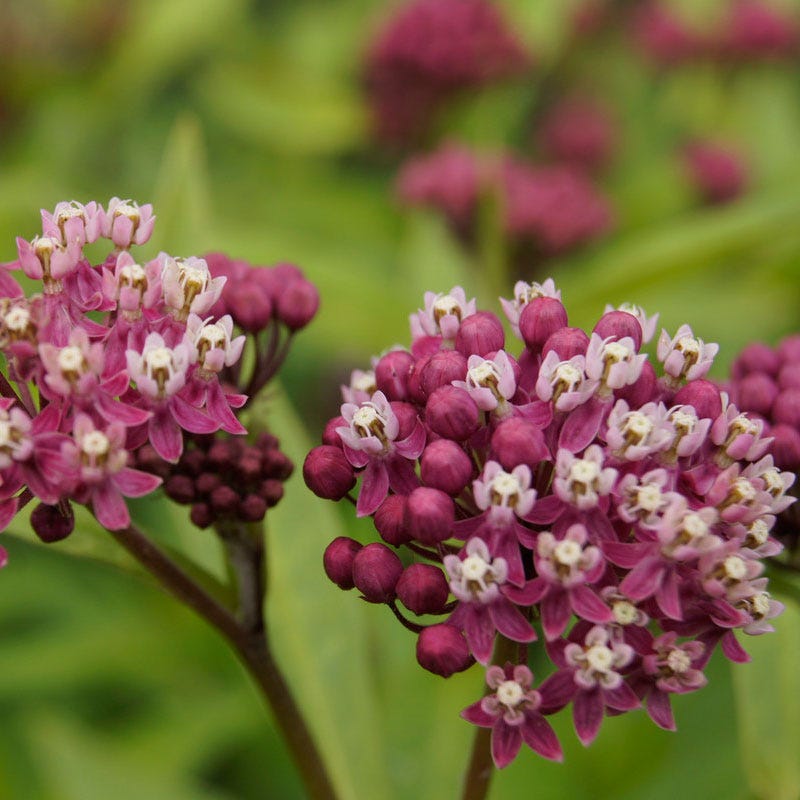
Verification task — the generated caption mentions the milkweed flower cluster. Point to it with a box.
[305,278,791,768]
[0,201,318,562]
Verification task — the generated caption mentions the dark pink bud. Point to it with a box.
[304,445,356,500]
[240,494,268,522]
[322,416,347,447]
[420,439,473,495]
[352,543,403,603]
[208,439,241,468]
[491,417,549,469]
[771,423,800,470]
[542,326,590,360]
[374,494,411,546]
[261,479,285,507]
[455,311,505,357]
[416,624,473,677]
[404,487,454,545]
[773,388,800,428]
[684,142,747,205]
[226,281,273,332]
[519,297,568,351]
[262,448,293,480]
[31,502,75,543]
[420,351,468,398]
[190,502,213,528]
[135,443,172,479]
[179,448,206,475]
[397,563,449,615]
[732,342,780,379]
[164,474,196,504]
[237,454,263,483]
[735,372,778,416]
[426,385,480,440]
[593,310,643,351]
[390,401,420,440]
[779,363,800,390]
[211,485,239,514]
[196,472,222,495]
[407,354,431,404]
[778,335,800,364]
[673,379,723,420]
[276,278,320,331]
[255,263,304,304]
[375,350,416,401]
[323,536,363,590]
[615,359,658,407]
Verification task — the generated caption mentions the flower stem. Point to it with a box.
[109,523,339,800]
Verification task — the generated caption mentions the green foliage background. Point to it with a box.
[1,0,799,798]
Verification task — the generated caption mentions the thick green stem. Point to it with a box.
[110,523,339,800]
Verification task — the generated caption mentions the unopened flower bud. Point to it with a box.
[322,415,347,447]
[779,363,800,390]
[519,297,568,351]
[226,282,273,332]
[240,494,268,522]
[210,485,239,514]
[31,502,75,543]
[773,388,800,428]
[190,502,213,528]
[276,278,320,331]
[323,536,362,590]
[304,445,356,500]
[455,312,505,358]
[164,474,197,504]
[491,417,549,469]
[778,335,800,364]
[420,440,473,495]
[397,563,450,615]
[615,359,657,407]
[673,379,723,421]
[542,326,590,360]
[390,401,420,440]
[593,310,643,351]
[416,624,473,677]
[420,351,468,398]
[771,423,800,470]
[352,543,403,603]
[732,342,780,379]
[735,372,778,416]
[404,487,454,545]
[375,494,411,546]
[261,479,285,507]
[426,385,480,440]
[375,350,416,401]
[196,472,222,495]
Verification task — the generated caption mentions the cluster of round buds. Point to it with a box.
[305,278,791,768]
[0,200,315,568]
[363,0,530,145]
[135,431,293,528]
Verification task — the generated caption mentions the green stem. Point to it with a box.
[109,523,339,800]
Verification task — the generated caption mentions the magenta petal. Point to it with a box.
[558,396,606,453]
[646,689,676,731]
[601,540,652,568]
[386,455,419,495]
[97,393,151,426]
[491,722,522,769]
[573,687,604,746]
[620,556,664,601]
[521,714,563,762]
[461,700,495,728]
[0,268,23,298]
[92,482,131,531]
[149,412,183,463]
[113,467,162,498]
[395,420,426,459]
[654,568,682,620]
[721,631,751,663]
[523,493,562,524]
[538,669,576,713]
[207,381,247,434]
[170,396,220,434]
[541,591,573,640]
[464,606,495,664]
[504,577,547,606]
[516,400,553,428]
[570,585,613,624]
[489,599,537,644]
[356,460,389,517]
[604,682,640,711]
[342,443,369,469]
[0,498,20,532]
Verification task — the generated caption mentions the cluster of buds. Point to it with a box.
[364,0,530,145]
[305,278,791,767]
[397,145,613,260]
[0,200,317,565]
[136,431,293,528]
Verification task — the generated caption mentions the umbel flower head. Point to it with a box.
[305,277,790,769]
[0,201,317,561]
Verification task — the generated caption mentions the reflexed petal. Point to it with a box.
[655,568,682,620]
[91,482,130,531]
[113,467,162,498]
[570,585,614,624]
[573,687,604,745]
[461,700,495,728]
[604,681,640,711]
[558,396,606,453]
[489,600,537,644]
[521,714,563,762]
[491,722,522,769]
[646,689,676,730]
[541,591,573,640]
[170,396,220,434]
[620,556,664,601]
[538,669,576,713]
[356,461,389,517]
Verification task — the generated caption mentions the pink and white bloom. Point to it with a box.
[657,324,718,385]
[536,351,597,412]
[585,333,647,395]
[454,350,516,414]
[100,198,156,249]
[604,400,675,461]
[553,445,617,510]
[341,368,377,405]
[41,201,102,247]
[616,468,678,527]
[161,255,226,322]
[410,286,476,342]
[101,252,162,320]
[15,235,81,285]
[711,397,771,467]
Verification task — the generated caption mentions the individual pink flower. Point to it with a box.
[341,368,377,405]
[100,198,156,249]
[535,351,597,412]
[15,235,81,284]
[604,400,675,461]
[585,333,647,395]
[410,286,476,343]
[454,350,516,414]
[161,255,226,324]
[657,324,719,386]
[41,201,102,247]
[553,445,617,511]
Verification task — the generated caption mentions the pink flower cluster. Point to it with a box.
[305,279,791,768]
[397,145,613,259]
[0,199,250,545]
[364,0,530,145]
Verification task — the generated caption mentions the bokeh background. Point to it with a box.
[2,0,800,798]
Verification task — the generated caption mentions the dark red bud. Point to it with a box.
[210,485,239,514]
[323,536,362,590]
[455,312,505,358]
[734,372,779,416]
[779,363,800,390]
[390,401,420,440]
[673,379,723,420]
[425,385,480,440]
[261,479,285,507]
[196,472,222,495]
[416,624,473,677]
[374,494,411,546]
[227,282,273,332]
[404,487,454,545]
[420,351,468,398]
[773,388,800,428]
[179,448,207,476]
[352,543,403,603]
[303,445,356,500]
[240,494,268,522]
[542,326,590,360]
[491,417,549,469]
[732,342,780,379]
[519,297,568,351]
[322,416,346,447]
[190,502,213,529]
[396,563,449,615]
[31,502,75,543]
[164,474,196,504]
[276,278,320,331]
[375,350,416,401]
[778,335,800,364]
[420,439,473,495]
[593,310,643,351]
[262,449,293,480]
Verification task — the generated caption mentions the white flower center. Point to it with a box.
[120,263,147,285]
[57,346,84,373]
[461,554,491,582]
[723,555,747,581]
[34,236,58,255]
[747,519,769,546]
[81,430,110,456]
[570,459,599,483]
[677,336,700,357]
[180,265,208,293]
[496,680,524,708]
[516,282,546,305]
[433,295,460,321]
[732,478,756,503]
[666,648,691,674]
[5,307,30,331]
[199,324,226,349]
[554,539,582,567]
[613,601,638,625]
[752,593,771,617]
[586,644,614,672]
[623,412,653,443]
[603,341,631,363]
[671,409,696,434]
[353,372,376,393]
[554,362,581,389]
[0,421,12,448]
[145,347,174,371]
[682,513,709,540]
[637,484,663,512]
[468,360,499,387]
[762,469,784,497]
[490,471,522,505]
[114,202,139,220]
